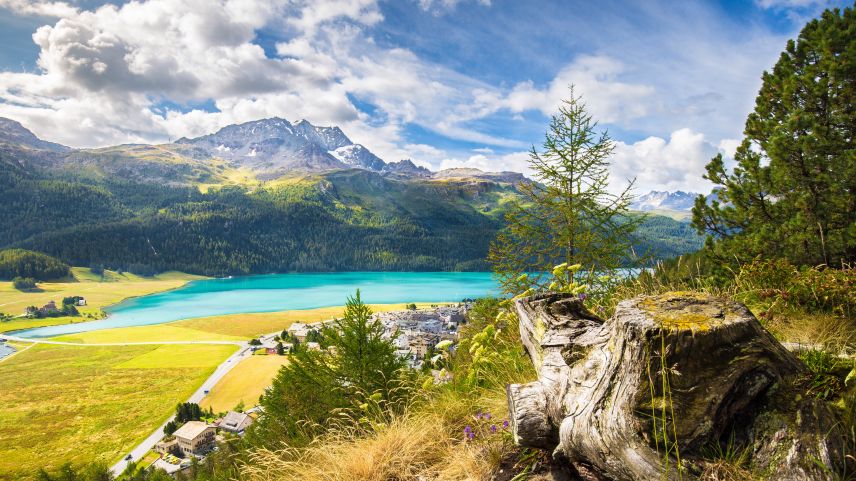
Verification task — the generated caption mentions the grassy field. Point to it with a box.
[175,302,450,338]
[53,324,244,344]
[200,355,290,413]
[0,268,203,333]
[0,343,235,479]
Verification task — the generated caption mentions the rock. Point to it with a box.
[507,292,846,481]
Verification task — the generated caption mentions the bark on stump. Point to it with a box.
[507,292,846,481]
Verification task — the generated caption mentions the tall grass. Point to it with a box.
[239,298,536,481]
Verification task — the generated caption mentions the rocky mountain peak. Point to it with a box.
[630,190,699,211]
[382,159,432,178]
[0,117,69,152]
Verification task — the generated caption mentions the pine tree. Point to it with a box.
[325,290,404,393]
[251,290,405,447]
[489,88,640,293]
[693,6,855,267]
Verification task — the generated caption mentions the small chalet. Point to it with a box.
[217,411,253,435]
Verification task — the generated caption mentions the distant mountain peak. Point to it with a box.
[0,115,535,187]
[0,117,69,153]
[432,168,529,184]
[630,190,699,212]
[383,159,432,178]
[174,116,367,174]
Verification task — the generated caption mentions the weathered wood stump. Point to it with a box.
[507,292,846,481]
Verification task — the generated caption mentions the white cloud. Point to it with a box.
[717,138,741,158]
[0,0,532,151]
[285,0,382,34]
[0,0,817,187]
[439,151,531,174]
[0,0,78,18]
[505,55,656,123]
[610,128,725,195]
[417,0,491,13]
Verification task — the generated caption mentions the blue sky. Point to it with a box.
[0,0,849,193]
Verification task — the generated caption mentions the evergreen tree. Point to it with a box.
[250,290,405,447]
[489,88,640,293]
[324,290,404,393]
[693,6,855,267]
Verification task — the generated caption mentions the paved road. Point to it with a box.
[109,342,252,476]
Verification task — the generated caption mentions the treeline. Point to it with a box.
[0,248,69,280]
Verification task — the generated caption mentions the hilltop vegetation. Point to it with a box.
[0,249,69,281]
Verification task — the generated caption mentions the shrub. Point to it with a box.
[734,259,855,317]
[12,277,37,290]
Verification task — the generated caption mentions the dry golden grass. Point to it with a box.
[175,303,446,338]
[698,462,760,481]
[201,355,289,412]
[243,388,513,481]
[52,324,244,344]
[761,310,856,352]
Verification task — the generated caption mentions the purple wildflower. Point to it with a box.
[490,424,497,433]
[464,425,474,440]
[484,412,492,420]
[502,420,510,429]
[578,293,587,301]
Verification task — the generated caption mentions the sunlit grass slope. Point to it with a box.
[200,355,289,413]
[0,343,233,479]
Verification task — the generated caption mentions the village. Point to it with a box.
[145,303,470,474]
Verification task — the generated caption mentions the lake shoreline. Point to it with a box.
[14,272,498,339]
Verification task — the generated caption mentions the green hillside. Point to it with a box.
[0,151,703,276]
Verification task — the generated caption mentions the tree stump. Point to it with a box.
[506,292,846,481]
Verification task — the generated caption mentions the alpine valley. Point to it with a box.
[0,117,702,275]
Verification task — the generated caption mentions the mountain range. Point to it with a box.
[0,116,525,186]
[629,190,699,212]
[0,116,703,275]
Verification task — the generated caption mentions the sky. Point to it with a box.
[0,0,849,194]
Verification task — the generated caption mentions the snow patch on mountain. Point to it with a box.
[630,191,699,211]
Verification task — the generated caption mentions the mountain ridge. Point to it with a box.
[630,190,699,212]
[0,116,528,185]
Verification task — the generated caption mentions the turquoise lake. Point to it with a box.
[15,272,499,338]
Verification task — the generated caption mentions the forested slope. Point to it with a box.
[0,139,703,276]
